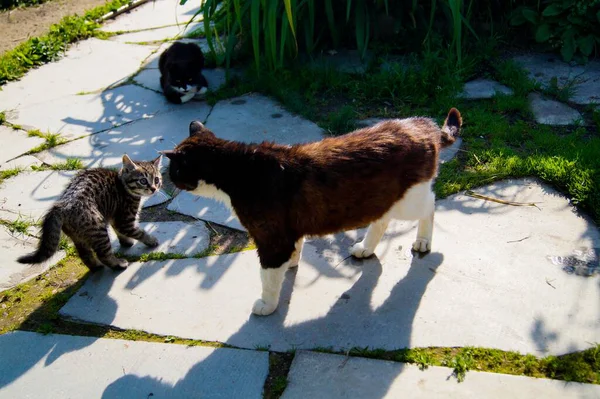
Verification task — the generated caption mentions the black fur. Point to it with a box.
[159,42,208,104]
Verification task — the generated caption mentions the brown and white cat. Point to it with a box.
[163,109,462,316]
[18,155,162,270]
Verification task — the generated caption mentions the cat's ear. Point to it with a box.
[122,154,139,171]
[152,154,162,169]
[189,121,215,138]
[159,150,179,160]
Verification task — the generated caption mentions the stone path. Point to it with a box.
[1,0,600,396]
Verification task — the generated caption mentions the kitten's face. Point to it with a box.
[120,155,163,197]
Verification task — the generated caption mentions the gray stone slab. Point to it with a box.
[0,126,45,165]
[167,191,245,231]
[0,155,42,171]
[6,84,173,140]
[514,54,600,105]
[134,67,227,93]
[109,221,209,256]
[0,226,65,292]
[282,351,600,399]
[0,170,76,222]
[529,93,582,125]
[0,331,269,399]
[109,22,204,44]
[140,189,171,208]
[459,79,513,99]
[0,39,157,116]
[60,179,600,356]
[37,102,212,168]
[100,0,202,33]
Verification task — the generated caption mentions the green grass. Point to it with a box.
[0,111,6,124]
[0,0,133,85]
[31,158,84,171]
[27,129,67,153]
[0,167,23,184]
[2,217,35,235]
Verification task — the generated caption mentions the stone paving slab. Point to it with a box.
[0,331,269,399]
[167,192,244,231]
[0,155,42,172]
[0,126,45,165]
[528,93,583,125]
[109,221,209,256]
[0,170,76,222]
[100,0,202,33]
[0,227,65,292]
[459,79,513,99]
[37,102,212,168]
[282,351,600,399]
[60,179,600,356]
[514,54,600,105]
[6,85,175,140]
[139,189,172,208]
[0,39,157,115]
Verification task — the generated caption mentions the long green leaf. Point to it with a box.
[251,0,261,73]
[325,0,338,47]
[346,0,352,22]
[267,0,277,69]
[283,0,296,39]
[233,0,243,32]
[279,11,289,68]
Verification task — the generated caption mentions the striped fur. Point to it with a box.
[17,155,162,270]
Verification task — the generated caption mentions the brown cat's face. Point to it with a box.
[162,121,216,192]
[120,154,163,197]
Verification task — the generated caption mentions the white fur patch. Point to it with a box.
[191,180,234,209]
[389,180,435,220]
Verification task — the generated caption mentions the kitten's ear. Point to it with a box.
[122,154,138,171]
[189,120,215,138]
[152,155,162,169]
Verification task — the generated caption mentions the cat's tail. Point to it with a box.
[17,207,63,264]
[440,108,462,148]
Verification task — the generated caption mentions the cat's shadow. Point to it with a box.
[101,246,445,398]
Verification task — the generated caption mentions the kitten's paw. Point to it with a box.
[350,242,374,258]
[252,299,277,316]
[143,235,159,248]
[109,258,129,270]
[412,238,431,253]
[118,238,135,248]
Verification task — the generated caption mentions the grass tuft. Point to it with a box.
[27,130,67,154]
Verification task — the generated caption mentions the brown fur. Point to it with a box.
[164,109,461,270]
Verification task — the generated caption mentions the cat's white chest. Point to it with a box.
[191,180,234,210]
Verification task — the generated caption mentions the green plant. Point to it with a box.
[511,0,600,62]
[4,217,34,235]
[321,105,357,136]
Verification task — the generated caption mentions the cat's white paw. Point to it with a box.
[412,238,431,252]
[350,242,374,258]
[252,299,277,316]
[180,91,195,103]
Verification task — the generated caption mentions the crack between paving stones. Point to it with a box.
[104,20,199,36]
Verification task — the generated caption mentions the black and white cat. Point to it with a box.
[159,42,209,104]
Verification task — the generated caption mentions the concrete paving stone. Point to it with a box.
[134,67,228,93]
[109,221,209,256]
[282,351,600,399]
[36,102,212,168]
[514,54,600,105]
[0,226,65,292]
[60,179,600,356]
[100,0,202,33]
[109,22,204,44]
[0,331,269,399]
[459,79,514,99]
[0,39,158,115]
[528,93,583,125]
[0,170,76,222]
[6,84,174,140]
[0,126,45,165]
[140,189,171,208]
[165,93,324,229]
[0,155,42,172]
[167,191,245,231]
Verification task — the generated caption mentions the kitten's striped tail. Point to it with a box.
[440,108,462,148]
[17,207,63,264]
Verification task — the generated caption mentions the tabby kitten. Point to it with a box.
[159,41,208,104]
[18,155,162,270]
[163,109,462,316]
